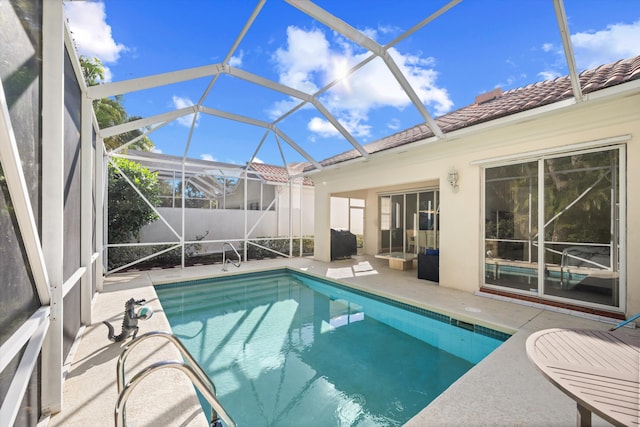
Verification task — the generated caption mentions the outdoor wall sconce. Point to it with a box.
[447,167,459,191]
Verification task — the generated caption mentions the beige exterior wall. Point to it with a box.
[312,87,640,317]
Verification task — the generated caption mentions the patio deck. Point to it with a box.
[48,256,637,427]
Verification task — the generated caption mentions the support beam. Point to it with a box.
[86,63,223,99]
[199,106,322,168]
[385,0,462,49]
[311,100,368,157]
[285,0,444,139]
[226,66,313,101]
[41,0,65,413]
[80,96,93,324]
[100,106,196,139]
[553,0,583,102]
[0,309,49,427]
[199,105,273,128]
[219,65,368,158]
[95,137,105,291]
[273,128,323,170]
[198,0,267,104]
[285,0,382,54]
[0,81,51,305]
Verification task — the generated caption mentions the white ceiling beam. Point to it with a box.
[273,127,322,170]
[382,53,444,138]
[64,20,88,93]
[199,106,321,168]
[311,100,368,157]
[199,105,272,128]
[285,0,383,55]
[109,121,169,154]
[100,106,196,138]
[198,0,268,104]
[224,0,267,64]
[226,66,313,101]
[247,130,270,165]
[285,0,444,139]
[87,64,223,99]
[553,0,583,102]
[386,0,462,49]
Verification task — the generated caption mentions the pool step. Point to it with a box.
[158,277,306,317]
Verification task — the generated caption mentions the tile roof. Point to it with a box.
[249,162,314,186]
[312,55,640,170]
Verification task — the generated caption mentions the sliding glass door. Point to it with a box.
[485,162,539,292]
[379,190,439,256]
[542,150,620,306]
[484,146,623,310]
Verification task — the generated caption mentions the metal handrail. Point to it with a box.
[222,242,241,271]
[116,331,228,426]
[115,360,236,427]
[116,331,212,394]
[560,248,569,287]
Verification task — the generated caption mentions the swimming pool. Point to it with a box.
[156,269,509,426]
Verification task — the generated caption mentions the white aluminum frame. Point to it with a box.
[40,0,65,413]
[0,4,105,422]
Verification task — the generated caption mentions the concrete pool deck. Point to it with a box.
[49,256,638,427]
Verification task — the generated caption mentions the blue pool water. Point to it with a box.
[156,269,509,426]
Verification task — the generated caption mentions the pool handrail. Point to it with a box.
[116,330,227,425]
[115,360,236,427]
[222,241,241,271]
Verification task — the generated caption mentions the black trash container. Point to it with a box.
[418,249,439,282]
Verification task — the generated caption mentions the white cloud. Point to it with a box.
[64,2,126,68]
[571,20,640,70]
[251,157,264,164]
[151,147,163,154]
[271,26,453,140]
[172,96,198,127]
[273,26,329,94]
[200,153,217,162]
[308,112,372,139]
[387,118,401,131]
[537,70,561,81]
[542,43,554,53]
[229,50,243,67]
[266,97,306,120]
[308,117,340,137]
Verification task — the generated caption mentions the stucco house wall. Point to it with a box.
[312,86,640,317]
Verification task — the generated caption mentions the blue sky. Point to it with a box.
[64,1,640,167]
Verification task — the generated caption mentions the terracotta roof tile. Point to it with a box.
[249,162,314,186]
[311,55,640,171]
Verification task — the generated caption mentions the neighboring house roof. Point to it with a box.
[249,162,314,186]
[121,149,313,186]
[312,55,640,170]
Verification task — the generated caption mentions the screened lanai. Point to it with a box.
[74,0,614,274]
[2,1,640,426]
